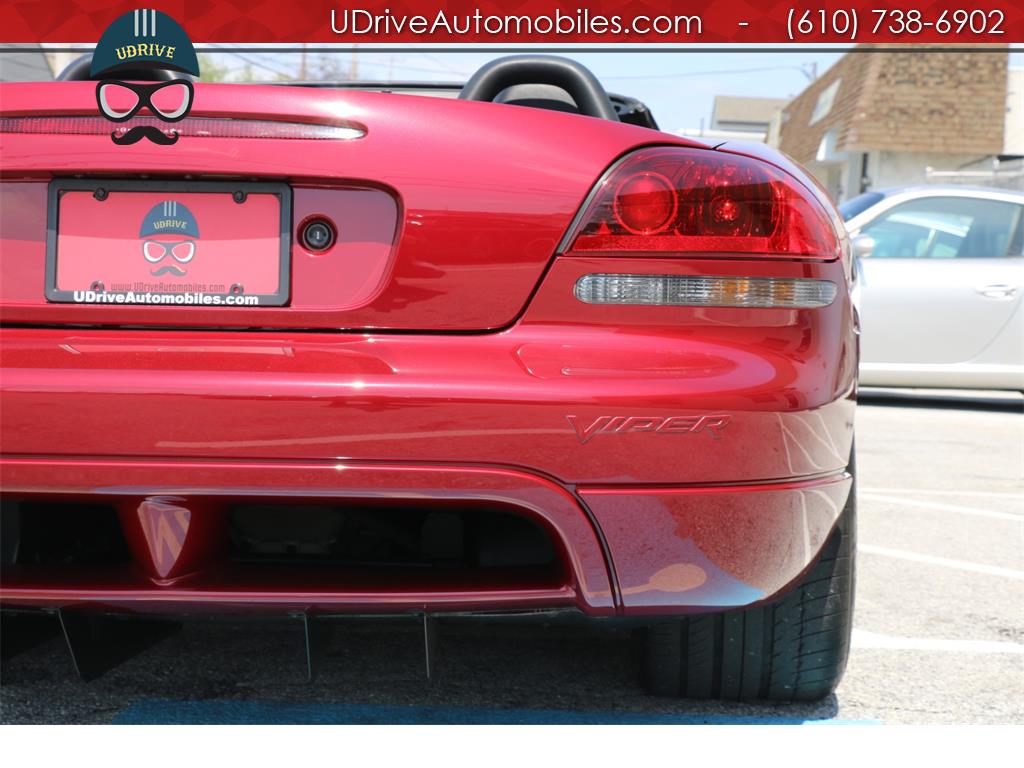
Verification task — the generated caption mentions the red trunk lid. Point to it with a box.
[0,82,704,331]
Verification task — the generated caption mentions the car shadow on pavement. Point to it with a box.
[0,620,846,724]
[859,388,1024,413]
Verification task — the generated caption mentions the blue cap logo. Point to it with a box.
[91,9,199,78]
[140,200,199,277]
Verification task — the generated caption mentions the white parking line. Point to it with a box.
[859,493,1024,522]
[852,629,1024,654]
[860,487,1023,500]
[859,544,1024,581]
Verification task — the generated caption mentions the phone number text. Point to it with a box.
[786,8,1006,40]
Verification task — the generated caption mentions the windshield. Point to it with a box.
[839,192,886,221]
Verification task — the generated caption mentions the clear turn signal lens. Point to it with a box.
[574,274,837,308]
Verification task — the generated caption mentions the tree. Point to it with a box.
[197,53,235,83]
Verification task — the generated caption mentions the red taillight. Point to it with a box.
[613,172,676,235]
[566,147,839,259]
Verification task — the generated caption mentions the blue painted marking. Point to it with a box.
[113,699,880,725]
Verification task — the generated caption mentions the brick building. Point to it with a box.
[772,46,1012,201]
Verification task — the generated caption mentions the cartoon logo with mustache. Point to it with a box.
[141,200,199,276]
[91,9,200,146]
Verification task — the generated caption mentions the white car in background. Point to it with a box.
[842,186,1024,392]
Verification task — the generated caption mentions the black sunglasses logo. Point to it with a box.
[96,79,194,145]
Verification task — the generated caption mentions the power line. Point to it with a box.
[602,63,821,81]
[355,58,474,79]
[214,48,475,83]
[207,46,295,81]
[417,51,473,77]
[204,52,822,85]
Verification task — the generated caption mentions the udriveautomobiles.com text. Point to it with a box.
[330,8,703,37]
[72,290,260,306]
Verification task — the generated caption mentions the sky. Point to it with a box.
[202,45,1024,134]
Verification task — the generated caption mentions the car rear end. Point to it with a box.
[0,81,856,699]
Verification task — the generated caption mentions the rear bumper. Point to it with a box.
[1,264,856,615]
[0,282,855,486]
[0,457,851,617]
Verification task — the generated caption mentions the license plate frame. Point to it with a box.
[45,178,292,307]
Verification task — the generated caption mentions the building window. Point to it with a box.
[809,79,842,125]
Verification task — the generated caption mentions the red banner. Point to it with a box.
[1,0,1022,44]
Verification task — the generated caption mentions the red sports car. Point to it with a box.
[0,55,857,701]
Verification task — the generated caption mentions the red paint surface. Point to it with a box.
[0,458,851,616]
[0,81,856,616]
[0,267,856,485]
[0,460,614,615]
[582,476,852,613]
[1,83,703,330]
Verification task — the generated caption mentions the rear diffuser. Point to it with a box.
[57,608,182,681]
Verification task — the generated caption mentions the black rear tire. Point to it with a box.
[638,456,856,702]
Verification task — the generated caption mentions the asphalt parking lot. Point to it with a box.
[1,390,1022,725]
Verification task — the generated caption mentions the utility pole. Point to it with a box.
[299,42,307,80]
